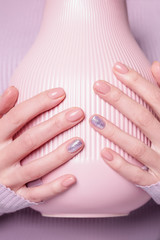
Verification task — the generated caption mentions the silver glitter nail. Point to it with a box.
[91,115,105,129]
[67,139,83,153]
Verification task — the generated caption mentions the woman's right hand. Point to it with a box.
[0,86,85,203]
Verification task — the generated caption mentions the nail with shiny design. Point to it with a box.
[67,139,83,153]
[91,115,106,129]
[65,108,84,122]
[48,88,65,99]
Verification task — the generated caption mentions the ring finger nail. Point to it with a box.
[65,108,84,122]
[67,139,83,153]
[90,115,106,129]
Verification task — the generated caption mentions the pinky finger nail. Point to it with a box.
[102,149,113,161]
[62,177,76,187]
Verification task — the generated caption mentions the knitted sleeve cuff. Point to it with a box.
[0,183,40,216]
[136,181,160,205]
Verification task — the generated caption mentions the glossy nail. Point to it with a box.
[91,115,105,129]
[114,62,129,74]
[48,88,65,99]
[67,139,83,153]
[2,86,14,97]
[65,108,84,122]
[62,176,76,187]
[94,81,111,95]
[102,149,113,161]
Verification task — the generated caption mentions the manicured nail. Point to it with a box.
[91,115,105,129]
[2,86,14,96]
[94,81,111,95]
[67,139,83,153]
[65,108,84,122]
[48,88,65,99]
[62,176,76,187]
[102,149,113,161]
[114,62,129,74]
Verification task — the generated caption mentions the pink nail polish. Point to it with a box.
[94,81,111,94]
[102,149,113,161]
[62,176,76,187]
[2,86,13,96]
[65,108,84,122]
[114,62,129,74]
[48,88,65,99]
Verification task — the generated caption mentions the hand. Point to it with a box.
[0,86,85,203]
[90,61,160,188]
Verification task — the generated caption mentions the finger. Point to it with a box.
[1,107,85,166]
[101,148,156,186]
[151,61,160,87]
[89,114,160,171]
[0,88,66,142]
[93,79,160,146]
[0,86,18,118]
[12,137,84,187]
[17,174,77,203]
[111,62,160,120]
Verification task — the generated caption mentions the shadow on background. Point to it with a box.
[0,200,160,240]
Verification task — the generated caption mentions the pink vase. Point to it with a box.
[10,0,155,217]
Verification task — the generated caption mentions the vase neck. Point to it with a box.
[40,0,129,35]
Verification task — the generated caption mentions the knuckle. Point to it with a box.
[113,160,124,172]
[51,183,62,194]
[52,118,63,131]
[137,108,154,128]
[132,143,146,159]
[8,108,22,127]
[37,93,49,111]
[54,149,66,164]
[22,166,40,182]
[132,170,144,185]
[27,191,40,203]
[21,132,36,151]
[152,88,160,105]
[110,89,123,103]
[131,71,140,83]
[106,124,116,139]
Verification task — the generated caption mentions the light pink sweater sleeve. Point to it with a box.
[0,183,39,216]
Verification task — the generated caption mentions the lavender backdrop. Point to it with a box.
[0,0,160,239]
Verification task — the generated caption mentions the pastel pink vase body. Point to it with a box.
[10,0,155,217]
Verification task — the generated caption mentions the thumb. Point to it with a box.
[151,61,160,87]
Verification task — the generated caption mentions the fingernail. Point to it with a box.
[67,139,83,153]
[2,86,13,96]
[65,108,84,122]
[91,115,105,129]
[62,176,76,187]
[102,149,113,161]
[114,62,129,74]
[48,88,65,99]
[94,81,111,94]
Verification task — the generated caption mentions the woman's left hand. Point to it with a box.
[89,61,160,188]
